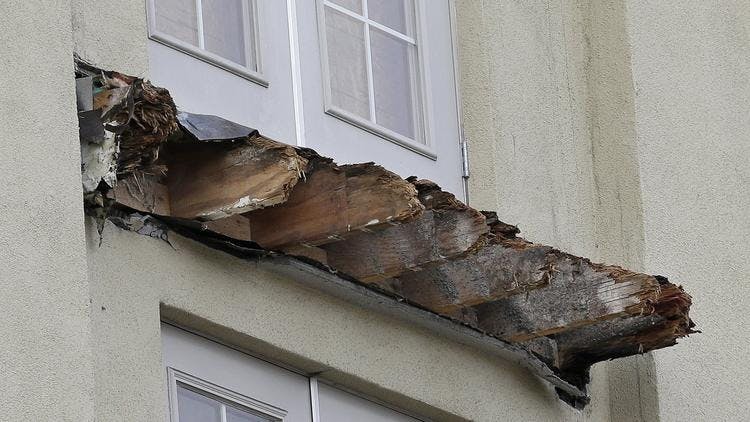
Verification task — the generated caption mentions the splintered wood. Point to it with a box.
[78,63,694,397]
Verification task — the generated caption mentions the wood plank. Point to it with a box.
[552,282,693,374]
[202,214,253,241]
[472,262,691,343]
[166,136,308,221]
[385,238,555,313]
[247,162,423,249]
[108,171,171,215]
[322,180,488,282]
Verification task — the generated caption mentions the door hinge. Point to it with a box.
[460,127,470,179]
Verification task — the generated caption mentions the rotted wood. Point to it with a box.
[553,280,693,374]
[384,236,557,313]
[108,171,171,215]
[472,262,693,344]
[322,179,488,282]
[166,136,308,221]
[76,60,695,403]
[369,212,554,313]
[245,157,424,250]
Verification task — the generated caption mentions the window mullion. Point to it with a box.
[195,0,205,49]
[362,0,376,123]
[220,403,228,422]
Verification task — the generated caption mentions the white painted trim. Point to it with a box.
[326,106,436,158]
[412,0,435,156]
[323,1,417,44]
[146,0,268,87]
[287,0,306,146]
[315,378,433,422]
[316,0,434,157]
[447,0,469,204]
[167,367,287,421]
[309,377,321,422]
[195,0,205,49]
[362,0,377,123]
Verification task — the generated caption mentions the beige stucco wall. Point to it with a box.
[71,0,150,76]
[455,1,653,420]
[0,1,94,420]
[625,3,750,421]
[459,1,750,421]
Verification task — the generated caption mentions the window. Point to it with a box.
[147,0,263,85]
[168,368,286,422]
[318,0,426,148]
[162,324,427,422]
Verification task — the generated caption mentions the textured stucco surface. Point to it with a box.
[625,3,750,421]
[0,1,94,420]
[87,220,586,422]
[455,1,678,420]
[71,0,149,76]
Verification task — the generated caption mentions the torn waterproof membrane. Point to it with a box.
[75,59,695,408]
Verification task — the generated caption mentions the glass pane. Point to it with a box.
[367,0,415,36]
[370,28,419,141]
[325,6,370,120]
[202,0,254,68]
[226,405,274,422]
[154,0,199,46]
[176,384,222,422]
[329,0,362,14]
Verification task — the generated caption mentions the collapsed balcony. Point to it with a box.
[75,59,695,408]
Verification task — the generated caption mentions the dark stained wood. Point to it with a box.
[323,180,488,282]
[472,263,691,343]
[384,238,555,313]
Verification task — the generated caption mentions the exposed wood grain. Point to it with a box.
[202,215,253,241]
[166,136,308,221]
[384,238,555,313]
[553,281,693,372]
[108,171,171,215]
[247,162,423,249]
[472,262,690,343]
[323,180,488,282]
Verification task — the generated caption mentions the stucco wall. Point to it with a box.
[87,220,586,422]
[458,1,750,421]
[454,1,657,420]
[0,1,94,420]
[625,3,750,421]
[71,0,149,76]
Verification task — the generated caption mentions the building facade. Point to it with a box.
[1,1,748,421]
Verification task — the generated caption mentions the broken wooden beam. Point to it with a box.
[554,280,693,376]
[245,158,424,250]
[166,136,308,220]
[472,264,691,344]
[322,179,488,282]
[385,237,556,313]
[75,61,695,405]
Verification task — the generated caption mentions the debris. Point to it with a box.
[75,59,694,407]
[177,111,258,142]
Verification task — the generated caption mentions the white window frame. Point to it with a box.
[146,0,267,87]
[167,367,287,422]
[316,0,436,159]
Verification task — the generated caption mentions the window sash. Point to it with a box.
[167,367,286,422]
[147,0,266,86]
[318,0,433,157]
